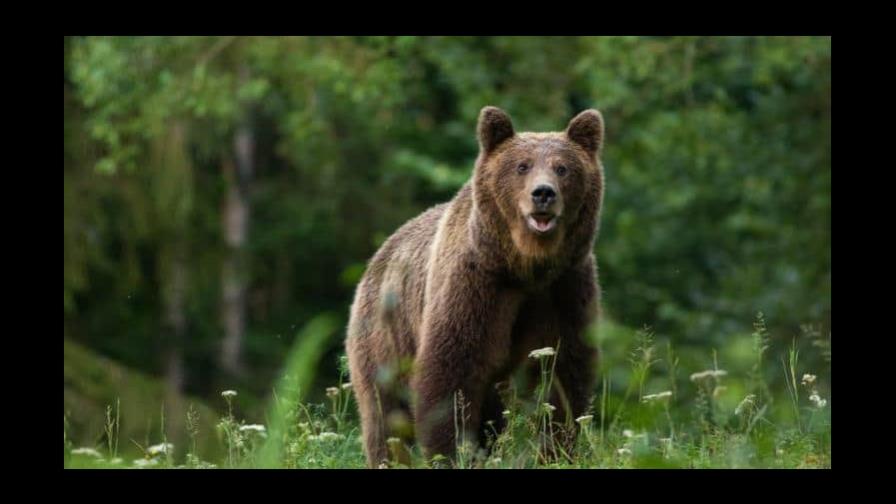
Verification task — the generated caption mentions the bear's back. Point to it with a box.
[348,195,457,357]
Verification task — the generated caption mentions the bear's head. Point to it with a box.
[472,106,605,264]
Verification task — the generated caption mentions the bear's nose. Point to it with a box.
[531,184,557,208]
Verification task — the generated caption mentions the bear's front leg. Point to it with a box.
[413,351,488,464]
[413,272,521,466]
[540,257,600,457]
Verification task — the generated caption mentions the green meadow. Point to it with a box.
[64,36,830,469]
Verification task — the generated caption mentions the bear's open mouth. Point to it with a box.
[526,212,557,234]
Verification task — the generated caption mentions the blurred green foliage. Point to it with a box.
[64,36,830,432]
[63,338,223,459]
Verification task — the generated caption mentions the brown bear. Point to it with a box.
[346,106,605,467]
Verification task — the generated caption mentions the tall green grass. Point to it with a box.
[64,313,830,469]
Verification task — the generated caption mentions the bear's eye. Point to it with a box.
[516,163,529,175]
[556,165,568,176]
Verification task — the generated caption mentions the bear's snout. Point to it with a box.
[531,184,557,209]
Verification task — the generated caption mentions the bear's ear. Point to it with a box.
[477,106,515,154]
[566,109,604,157]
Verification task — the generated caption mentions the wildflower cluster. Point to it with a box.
[801,374,827,409]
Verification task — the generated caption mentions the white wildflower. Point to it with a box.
[317,432,345,442]
[71,447,102,458]
[109,457,124,465]
[542,403,556,414]
[133,458,159,468]
[528,347,556,360]
[326,387,340,398]
[221,390,238,398]
[801,374,817,386]
[575,415,594,426]
[239,424,267,437]
[616,448,632,456]
[690,369,728,382]
[341,382,353,390]
[809,392,827,409]
[502,409,511,417]
[641,391,673,403]
[147,443,174,457]
[622,429,634,438]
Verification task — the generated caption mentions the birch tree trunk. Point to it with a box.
[220,64,254,379]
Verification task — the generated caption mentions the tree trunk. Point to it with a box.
[219,64,254,379]
[163,248,187,452]
[157,120,191,456]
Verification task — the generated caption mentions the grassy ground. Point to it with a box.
[64,314,830,469]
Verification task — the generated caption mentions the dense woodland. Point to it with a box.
[63,36,830,458]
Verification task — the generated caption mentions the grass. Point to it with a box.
[64,338,223,461]
[64,313,831,469]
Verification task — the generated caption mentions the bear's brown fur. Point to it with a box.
[346,106,605,467]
